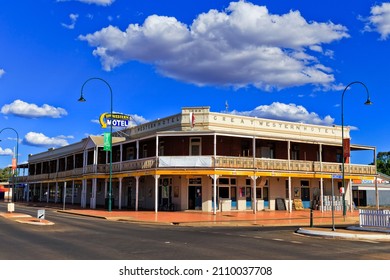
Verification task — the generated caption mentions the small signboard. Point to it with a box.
[103,132,111,151]
[275,198,286,210]
[332,174,342,179]
[37,209,45,220]
[7,203,15,213]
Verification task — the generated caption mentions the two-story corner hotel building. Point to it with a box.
[19,106,377,213]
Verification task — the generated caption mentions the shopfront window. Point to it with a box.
[218,187,229,198]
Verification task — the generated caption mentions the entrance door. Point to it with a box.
[231,187,237,209]
[188,186,202,210]
[353,190,367,207]
[158,185,171,210]
[263,187,269,208]
[246,187,252,209]
[301,187,310,208]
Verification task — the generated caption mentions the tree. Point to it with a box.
[376,152,390,176]
[0,167,12,182]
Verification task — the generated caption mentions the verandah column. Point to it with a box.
[209,174,219,215]
[252,136,257,214]
[251,175,258,214]
[63,181,67,210]
[135,176,140,211]
[319,143,324,212]
[154,174,160,213]
[91,178,97,209]
[320,178,324,212]
[349,178,353,213]
[81,179,87,208]
[288,177,292,213]
[55,181,59,203]
[212,134,218,215]
[46,183,49,203]
[118,177,123,210]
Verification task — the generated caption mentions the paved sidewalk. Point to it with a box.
[58,207,358,227]
[296,226,390,241]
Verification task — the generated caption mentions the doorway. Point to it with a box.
[263,187,269,208]
[301,187,310,208]
[231,187,237,209]
[188,185,202,210]
[246,187,252,209]
[353,190,367,207]
[158,178,172,210]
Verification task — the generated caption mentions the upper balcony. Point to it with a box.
[19,155,375,183]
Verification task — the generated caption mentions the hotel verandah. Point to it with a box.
[16,106,377,213]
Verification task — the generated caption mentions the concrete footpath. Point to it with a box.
[1,202,390,241]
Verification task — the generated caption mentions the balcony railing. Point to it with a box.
[214,156,376,175]
[20,155,376,182]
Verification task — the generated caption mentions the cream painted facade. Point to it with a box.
[17,106,376,213]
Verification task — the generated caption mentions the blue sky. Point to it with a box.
[0,0,389,168]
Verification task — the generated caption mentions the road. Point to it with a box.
[1,203,390,260]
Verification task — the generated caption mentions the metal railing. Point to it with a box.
[359,209,390,228]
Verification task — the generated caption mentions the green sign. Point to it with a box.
[103,132,112,151]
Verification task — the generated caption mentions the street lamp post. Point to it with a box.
[0,127,19,205]
[341,81,372,216]
[78,77,113,212]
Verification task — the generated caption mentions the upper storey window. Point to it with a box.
[143,144,148,158]
[190,138,201,156]
[159,141,165,156]
[291,145,299,160]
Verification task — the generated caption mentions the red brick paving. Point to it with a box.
[59,208,359,226]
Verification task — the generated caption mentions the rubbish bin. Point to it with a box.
[105,197,115,210]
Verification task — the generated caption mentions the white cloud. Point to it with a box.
[62,13,79,30]
[231,102,334,125]
[79,0,114,5]
[1,99,68,118]
[0,147,13,156]
[363,2,390,40]
[0,68,5,77]
[57,0,114,6]
[128,114,148,127]
[79,0,349,91]
[23,132,70,148]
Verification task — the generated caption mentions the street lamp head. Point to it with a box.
[78,94,86,102]
[364,98,373,105]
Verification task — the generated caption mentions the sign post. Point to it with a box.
[331,174,342,231]
[37,209,45,220]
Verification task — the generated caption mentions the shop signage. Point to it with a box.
[103,132,111,152]
[99,113,131,128]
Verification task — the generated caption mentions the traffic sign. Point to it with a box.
[37,209,45,220]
